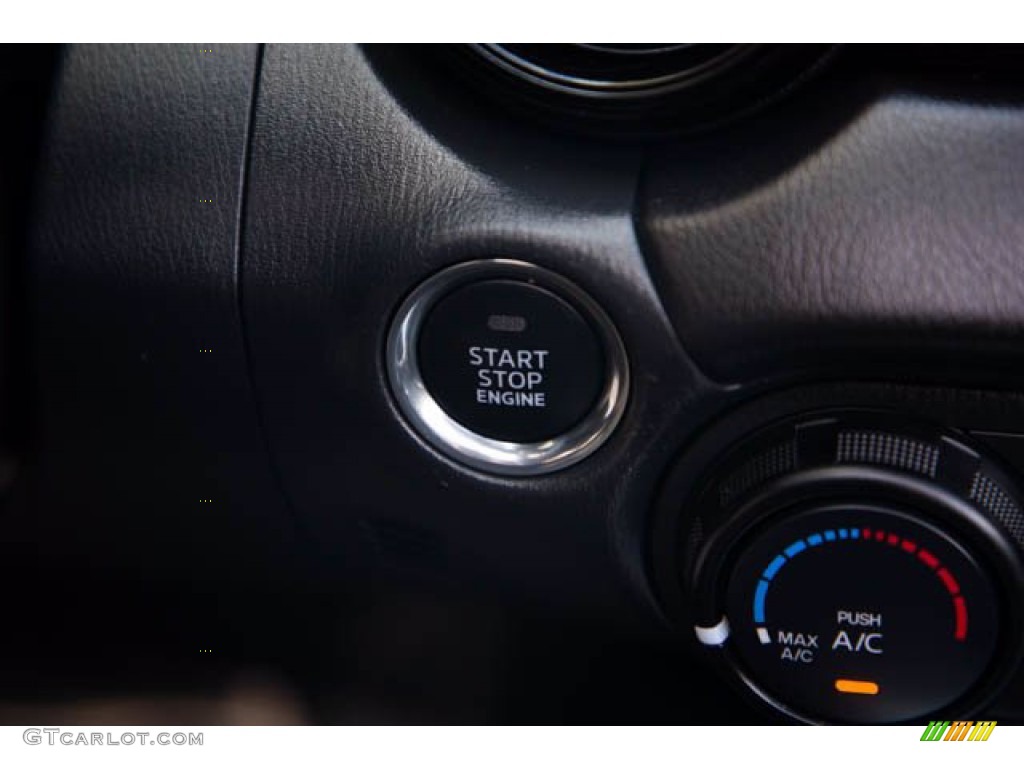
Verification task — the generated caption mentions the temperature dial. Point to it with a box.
[725,505,997,723]
[682,413,1024,723]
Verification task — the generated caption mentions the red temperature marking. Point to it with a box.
[917,549,939,569]
[852,529,965,642]
[937,567,961,596]
[954,596,968,641]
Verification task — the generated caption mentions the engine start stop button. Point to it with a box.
[387,260,629,476]
[418,279,603,443]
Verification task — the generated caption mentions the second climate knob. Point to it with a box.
[682,413,1024,723]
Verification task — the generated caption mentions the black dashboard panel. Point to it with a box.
[5,43,1024,724]
[240,43,705,614]
[642,86,1024,385]
[17,44,296,584]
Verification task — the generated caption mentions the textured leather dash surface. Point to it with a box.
[641,93,1024,384]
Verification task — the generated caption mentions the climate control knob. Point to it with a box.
[683,413,1024,723]
[719,504,997,722]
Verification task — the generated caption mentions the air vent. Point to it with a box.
[474,44,751,99]
[449,44,834,137]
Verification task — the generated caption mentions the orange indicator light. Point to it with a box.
[835,679,879,695]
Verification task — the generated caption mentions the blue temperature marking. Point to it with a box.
[784,540,808,558]
[753,526,864,624]
[762,555,787,581]
[754,579,770,623]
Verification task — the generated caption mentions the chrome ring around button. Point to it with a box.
[386,259,630,476]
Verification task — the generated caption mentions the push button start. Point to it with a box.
[418,280,604,443]
[386,260,629,476]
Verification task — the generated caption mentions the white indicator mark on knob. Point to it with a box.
[695,617,731,646]
[757,627,772,645]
